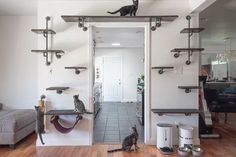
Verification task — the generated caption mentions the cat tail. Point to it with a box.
[107,9,121,14]
[38,132,45,145]
[107,148,123,153]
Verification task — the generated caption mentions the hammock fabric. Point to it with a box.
[50,115,83,134]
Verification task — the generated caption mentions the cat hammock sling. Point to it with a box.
[50,115,83,134]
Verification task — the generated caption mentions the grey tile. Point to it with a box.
[104,134,120,140]
[94,126,106,131]
[105,130,119,135]
[94,134,104,142]
[106,125,119,131]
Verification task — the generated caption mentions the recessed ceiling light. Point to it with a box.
[112,43,121,46]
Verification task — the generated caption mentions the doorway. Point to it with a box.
[92,27,145,144]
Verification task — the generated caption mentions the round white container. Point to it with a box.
[156,123,173,149]
[179,125,194,148]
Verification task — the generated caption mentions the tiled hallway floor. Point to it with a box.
[93,102,144,143]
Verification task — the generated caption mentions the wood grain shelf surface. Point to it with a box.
[151,109,200,116]
[31,50,64,53]
[45,110,81,115]
[31,29,56,34]
[171,48,204,52]
[178,86,200,89]
[152,66,174,69]
[180,28,204,33]
[65,67,87,69]
[46,87,69,91]
[61,15,179,22]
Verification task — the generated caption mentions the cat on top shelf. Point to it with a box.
[107,0,139,16]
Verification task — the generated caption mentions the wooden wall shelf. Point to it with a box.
[61,15,178,22]
[61,15,178,31]
[65,66,87,74]
[152,66,174,74]
[31,16,64,65]
[31,29,56,34]
[178,86,200,93]
[45,110,81,115]
[151,109,200,116]
[171,48,204,65]
[180,28,204,34]
[31,50,64,53]
[46,87,69,94]
[31,50,64,58]
[170,15,205,65]
[171,48,204,53]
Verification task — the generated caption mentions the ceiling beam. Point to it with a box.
[189,0,216,13]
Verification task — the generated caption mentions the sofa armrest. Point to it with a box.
[0,119,16,132]
[0,103,2,110]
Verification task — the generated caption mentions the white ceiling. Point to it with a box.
[94,27,144,48]
[200,0,236,48]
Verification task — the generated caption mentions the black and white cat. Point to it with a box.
[107,0,139,16]
[107,125,139,153]
[73,94,93,114]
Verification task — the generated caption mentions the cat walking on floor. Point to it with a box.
[107,125,139,153]
[107,0,139,16]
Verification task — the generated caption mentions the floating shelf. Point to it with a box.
[31,16,64,66]
[65,66,87,74]
[180,28,204,34]
[45,110,82,115]
[171,48,205,53]
[61,15,178,22]
[171,15,205,65]
[178,86,200,93]
[31,50,64,53]
[31,29,56,34]
[31,50,64,59]
[61,15,178,31]
[171,48,204,65]
[151,109,200,116]
[152,66,174,74]
[46,87,69,94]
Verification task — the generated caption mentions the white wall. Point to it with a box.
[95,48,144,102]
[0,16,38,109]
[37,0,200,146]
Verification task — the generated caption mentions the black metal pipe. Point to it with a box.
[187,16,191,63]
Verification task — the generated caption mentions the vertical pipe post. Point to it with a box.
[45,16,50,65]
[186,15,191,65]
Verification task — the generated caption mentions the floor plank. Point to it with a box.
[1,113,236,157]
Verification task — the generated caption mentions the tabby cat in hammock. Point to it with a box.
[73,94,93,114]
[107,125,139,153]
[107,0,138,16]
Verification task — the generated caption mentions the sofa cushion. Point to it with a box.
[0,109,36,132]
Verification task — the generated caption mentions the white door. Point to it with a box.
[103,56,122,102]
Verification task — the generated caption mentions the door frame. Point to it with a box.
[102,55,123,102]
[88,22,151,145]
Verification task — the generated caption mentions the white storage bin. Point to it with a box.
[179,125,194,148]
[156,123,173,149]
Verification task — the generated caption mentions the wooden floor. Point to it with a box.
[1,113,236,157]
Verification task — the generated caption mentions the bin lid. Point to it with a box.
[179,125,193,131]
[157,123,173,127]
